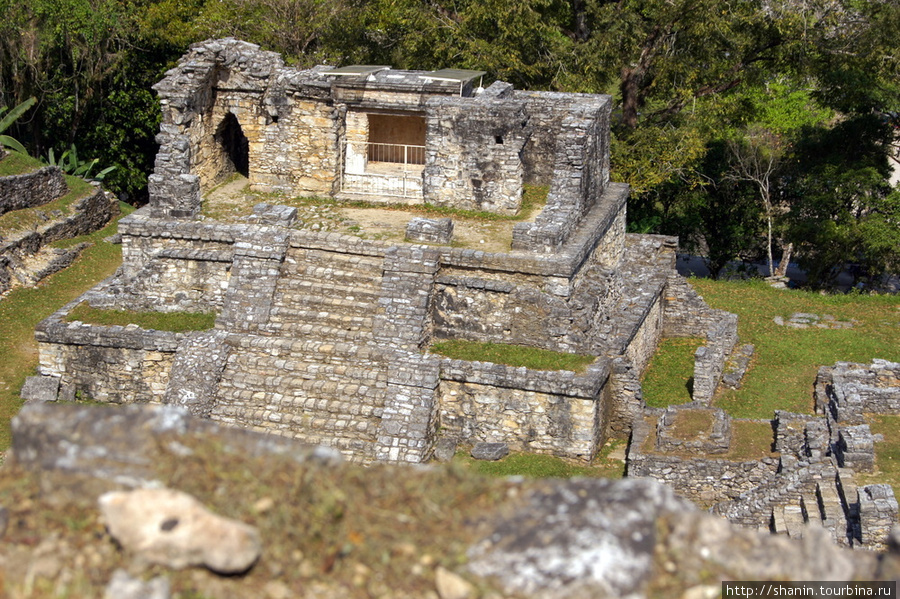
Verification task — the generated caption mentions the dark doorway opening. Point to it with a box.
[216,113,249,177]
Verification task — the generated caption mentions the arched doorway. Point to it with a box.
[215,113,249,178]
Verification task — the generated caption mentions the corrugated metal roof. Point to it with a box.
[323,65,391,77]
[420,69,487,83]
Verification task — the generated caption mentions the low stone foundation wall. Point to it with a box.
[692,311,739,403]
[0,188,115,295]
[437,358,610,460]
[36,306,183,404]
[0,166,66,216]
[628,413,779,505]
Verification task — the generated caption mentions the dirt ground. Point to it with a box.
[202,176,540,253]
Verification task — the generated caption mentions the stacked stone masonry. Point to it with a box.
[697,361,900,550]
[35,39,736,468]
[0,166,67,216]
[30,38,899,550]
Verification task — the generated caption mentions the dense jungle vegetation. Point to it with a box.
[0,0,898,287]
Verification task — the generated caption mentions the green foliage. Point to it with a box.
[430,339,596,373]
[46,143,116,181]
[782,115,898,287]
[65,303,217,332]
[0,97,36,154]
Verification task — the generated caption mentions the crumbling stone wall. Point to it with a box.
[0,188,115,295]
[424,84,527,215]
[511,94,612,252]
[627,412,779,505]
[0,166,66,216]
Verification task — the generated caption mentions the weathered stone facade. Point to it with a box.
[32,39,736,467]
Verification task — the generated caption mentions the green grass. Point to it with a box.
[430,339,596,373]
[860,415,900,491]
[727,420,777,460]
[0,175,93,234]
[0,151,44,176]
[670,409,714,438]
[454,439,626,479]
[0,202,133,450]
[65,302,217,333]
[689,278,900,418]
[641,337,704,407]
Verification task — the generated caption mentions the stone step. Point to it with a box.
[801,492,822,525]
[212,388,385,423]
[266,308,375,337]
[209,404,379,463]
[783,505,806,538]
[818,479,846,525]
[220,360,388,388]
[297,248,385,269]
[771,507,788,534]
[271,290,379,317]
[275,276,381,298]
[288,263,384,289]
[255,319,382,342]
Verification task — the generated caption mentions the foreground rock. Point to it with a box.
[100,488,261,573]
[2,403,893,598]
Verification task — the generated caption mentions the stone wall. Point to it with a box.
[36,307,181,404]
[628,412,779,505]
[0,166,67,216]
[510,96,612,253]
[827,360,900,421]
[0,188,115,295]
[692,311,739,403]
[423,83,526,215]
[661,273,739,403]
[437,358,609,460]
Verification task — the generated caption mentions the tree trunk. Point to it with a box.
[775,242,792,277]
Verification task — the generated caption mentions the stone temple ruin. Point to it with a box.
[25,39,898,547]
[32,38,733,463]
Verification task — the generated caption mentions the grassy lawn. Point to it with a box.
[0,151,44,176]
[642,337,704,407]
[430,339,596,373]
[641,279,900,418]
[454,438,626,479]
[692,278,900,418]
[0,203,133,450]
[859,415,900,491]
[66,302,217,332]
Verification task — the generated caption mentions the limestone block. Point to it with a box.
[99,488,261,573]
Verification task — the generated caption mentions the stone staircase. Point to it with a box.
[265,248,384,340]
[770,476,849,544]
[210,335,389,460]
[208,245,393,462]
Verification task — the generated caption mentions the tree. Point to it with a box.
[783,116,898,287]
[725,127,785,277]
